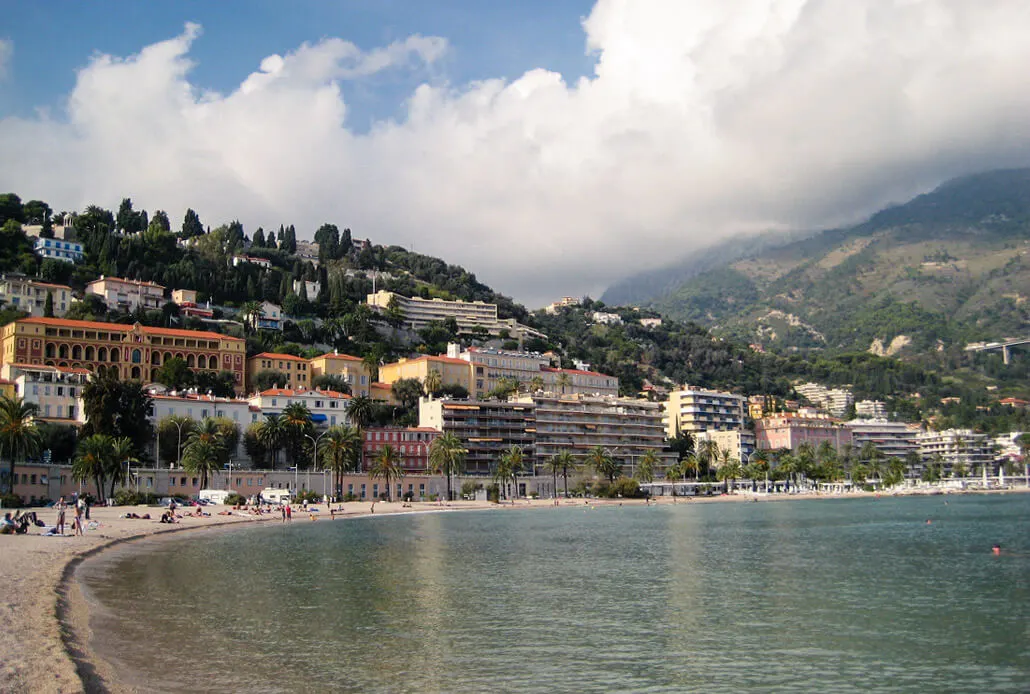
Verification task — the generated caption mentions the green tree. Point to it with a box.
[280,403,314,467]
[181,418,230,488]
[429,432,466,501]
[347,395,376,429]
[43,291,54,318]
[696,439,720,480]
[546,449,577,497]
[370,444,402,501]
[424,369,442,398]
[80,374,153,453]
[238,300,263,336]
[252,369,289,391]
[181,208,204,238]
[495,445,525,500]
[392,378,425,413]
[108,437,138,498]
[243,423,269,468]
[74,434,114,501]
[362,349,382,384]
[156,357,193,390]
[322,425,363,496]
[257,416,286,470]
[636,449,659,483]
[0,396,41,494]
[587,445,620,483]
[716,450,742,491]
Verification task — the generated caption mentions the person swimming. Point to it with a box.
[992,544,1002,556]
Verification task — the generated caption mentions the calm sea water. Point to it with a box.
[78,495,1030,693]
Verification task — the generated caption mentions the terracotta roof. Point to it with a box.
[86,276,165,289]
[151,393,247,404]
[542,366,611,378]
[8,279,74,291]
[15,316,243,342]
[7,363,91,375]
[251,352,307,362]
[398,355,470,366]
[313,352,363,362]
[254,388,351,399]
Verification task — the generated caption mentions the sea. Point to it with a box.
[77,494,1030,693]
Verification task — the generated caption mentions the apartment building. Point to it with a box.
[247,387,352,428]
[795,382,854,417]
[665,387,747,438]
[844,419,918,460]
[2,362,88,424]
[541,366,620,398]
[380,355,474,397]
[149,391,255,466]
[309,351,371,397]
[855,400,887,418]
[695,430,755,463]
[591,311,623,325]
[916,429,993,475]
[362,427,441,473]
[459,346,551,395]
[366,290,546,341]
[34,237,84,263]
[171,289,214,319]
[0,316,247,391]
[518,393,673,475]
[419,398,536,475]
[86,276,166,313]
[754,413,852,452]
[0,276,73,317]
[247,352,310,391]
[543,296,580,314]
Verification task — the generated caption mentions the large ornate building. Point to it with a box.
[0,316,247,391]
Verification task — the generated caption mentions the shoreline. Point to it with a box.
[3,487,1027,692]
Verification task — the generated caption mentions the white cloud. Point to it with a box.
[2,1,1030,307]
[0,39,11,79]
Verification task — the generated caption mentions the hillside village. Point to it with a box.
[0,192,1027,506]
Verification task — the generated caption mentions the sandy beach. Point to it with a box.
[1,486,1023,693]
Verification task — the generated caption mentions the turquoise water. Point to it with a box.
[79,495,1030,692]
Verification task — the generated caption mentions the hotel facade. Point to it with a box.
[0,316,247,391]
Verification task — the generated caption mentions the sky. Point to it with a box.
[1,0,1030,308]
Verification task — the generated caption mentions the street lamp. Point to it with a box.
[170,418,189,469]
[289,466,299,494]
[305,430,330,497]
[224,460,233,493]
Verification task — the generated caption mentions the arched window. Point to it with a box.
[58,344,69,359]
[71,345,82,360]
[84,346,95,361]
[45,343,56,358]
[186,354,196,367]
[197,355,207,369]
[151,352,161,365]
[110,349,120,363]
[164,352,173,364]
[98,347,108,362]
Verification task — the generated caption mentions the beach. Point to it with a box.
[1,487,1023,693]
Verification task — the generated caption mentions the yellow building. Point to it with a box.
[309,351,371,397]
[246,352,310,391]
[379,355,473,397]
[0,316,247,391]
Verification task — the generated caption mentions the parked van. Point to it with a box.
[260,488,293,505]
[198,489,233,505]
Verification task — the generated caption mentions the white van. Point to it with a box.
[198,489,233,505]
[260,488,293,505]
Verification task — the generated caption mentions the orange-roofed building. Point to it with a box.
[0,316,246,392]
[246,352,310,391]
[86,275,166,313]
[309,351,371,397]
[379,354,474,397]
[247,387,351,427]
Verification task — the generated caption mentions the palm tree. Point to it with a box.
[347,395,376,429]
[529,376,544,393]
[74,434,114,501]
[696,439,720,480]
[182,418,229,488]
[370,444,402,501]
[545,449,577,498]
[0,395,41,494]
[499,445,525,499]
[238,300,263,335]
[362,350,382,384]
[424,369,442,399]
[108,437,138,499]
[636,449,659,483]
[257,416,285,470]
[280,402,313,467]
[429,432,467,501]
[322,425,363,496]
[716,450,742,492]
[682,452,700,481]
[556,372,571,395]
[587,445,620,483]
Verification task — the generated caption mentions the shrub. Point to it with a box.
[0,492,25,508]
[294,489,321,504]
[342,492,358,502]
[486,483,500,503]
[113,490,161,506]
[609,477,643,498]
[224,493,247,506]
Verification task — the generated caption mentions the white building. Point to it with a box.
[543,296,580,314]
[0,276,73,317]
[249,301,283,331]
[639,318,663,329]
[592,311,623,325]
[795,382,855,417]
[916,429,993,475]
[149,392,257,467]
[540,367,620,397]
[34,237,84,263]
[247,387,352,428]
[232,255,272,270]
[855,400,887,418]
[86,276,166,313]
[2,362,89,424]
[366,290,545,340]
[457,346,551,395]
[292,279,321,301]
[845,419,919,460]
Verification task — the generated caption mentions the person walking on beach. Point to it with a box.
[73,502,84,536]
[55,497,66,535]
[280,505,286,522]
[286,504,292,521]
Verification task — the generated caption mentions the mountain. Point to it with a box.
[604,168,1030,355]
